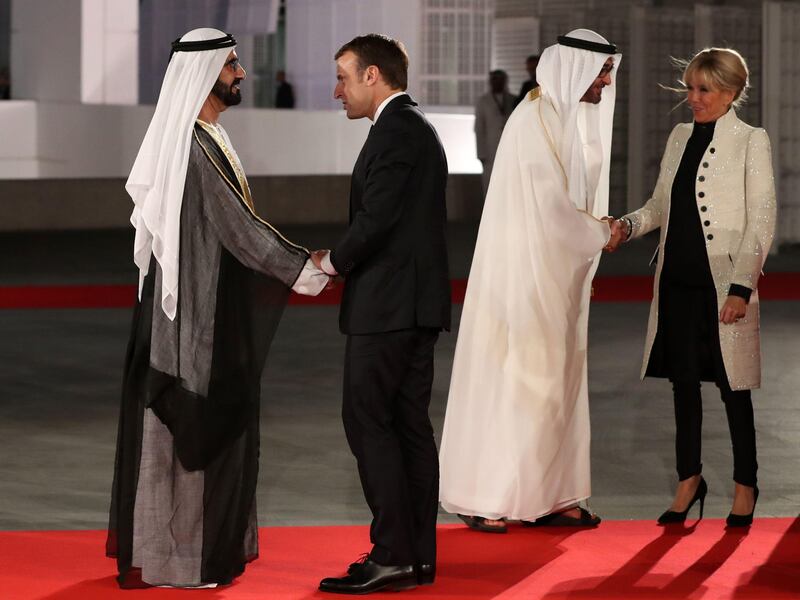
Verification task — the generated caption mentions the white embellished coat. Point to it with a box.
[624,109,776,391]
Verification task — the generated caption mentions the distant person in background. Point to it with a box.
[0,67,10,99]
[275,69,295,108]
[474,69,516,197]
[516,54,540,105]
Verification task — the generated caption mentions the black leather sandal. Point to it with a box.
[522,507,601,528]
[457,513,508,533]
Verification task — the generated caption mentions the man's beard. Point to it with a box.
[580,85,603,104]
[212,78,242,106]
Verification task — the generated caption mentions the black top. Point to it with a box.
[661,120,716,288]
[516,78,537,106]
[275,81,295,109]
[331,94,451,334]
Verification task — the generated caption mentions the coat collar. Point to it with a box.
[374,93,416,125]
[676,108,746,156]
[691,107,741,138]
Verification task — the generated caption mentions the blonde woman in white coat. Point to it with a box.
[609,48,776,527]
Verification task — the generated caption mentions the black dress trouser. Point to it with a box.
[342,328,440,567]
[672,380,758,487]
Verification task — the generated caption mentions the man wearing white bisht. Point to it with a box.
[439,30,624,532]
[107,28,328,588]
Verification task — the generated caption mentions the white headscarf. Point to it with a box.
[536,29,622,218]
[127,28,235,320]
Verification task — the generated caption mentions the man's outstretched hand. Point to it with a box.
[311,249,328,271]
[602,217,625,252]
[310,249,339,290]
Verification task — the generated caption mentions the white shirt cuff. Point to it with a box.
[291,259,329,296]
[321,252,338,276]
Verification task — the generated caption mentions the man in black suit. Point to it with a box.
[314,34,450,595]
[274,69,295,108]
[515,53,540,106]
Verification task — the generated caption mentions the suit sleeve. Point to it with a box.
[331,119,416,275]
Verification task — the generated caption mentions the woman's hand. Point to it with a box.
[719,295,747,324]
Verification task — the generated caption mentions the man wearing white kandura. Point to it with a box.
[439,29,625,533]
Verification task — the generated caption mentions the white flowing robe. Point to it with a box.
[439,93,612,521]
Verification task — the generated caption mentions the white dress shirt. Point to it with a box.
[291,259,330,296]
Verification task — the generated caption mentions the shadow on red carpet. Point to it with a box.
[1,519,799,599]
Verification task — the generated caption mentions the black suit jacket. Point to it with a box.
[331,94,451,335]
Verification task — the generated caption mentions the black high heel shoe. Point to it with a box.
[726,486,759,527]
[658,477,707,525]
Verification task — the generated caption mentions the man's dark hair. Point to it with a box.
[526,54,540,62]
[335,34,409,90]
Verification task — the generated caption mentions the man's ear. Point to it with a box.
[364,65,381,86]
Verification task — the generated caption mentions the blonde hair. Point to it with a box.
[659,48,750,110]
[666,47,750,109]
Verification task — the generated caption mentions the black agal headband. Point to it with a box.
[557,35,617,55]
[169,33,237,60]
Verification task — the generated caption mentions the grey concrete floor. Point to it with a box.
[1,224,798,531]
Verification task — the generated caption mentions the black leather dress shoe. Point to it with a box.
[319,559,417,594]
[417,563,435,585]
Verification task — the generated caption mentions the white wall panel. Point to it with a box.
[0,100,37,177]
[0,100,36,158]
[81,0,138,105]
[10,0,137,104]
[11,0,82,102]
[0,101,481,179]
[286,0,421,110]
[80,0,105,104]
[102,31,138,104]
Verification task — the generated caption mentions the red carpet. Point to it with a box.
[1,519,798,599]
[1,273,799,309]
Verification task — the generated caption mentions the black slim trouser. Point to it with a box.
[672,380,758,487]
[342,328,440,567]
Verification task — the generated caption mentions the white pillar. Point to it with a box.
[81,0,138,105]
[10,0,137,104]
